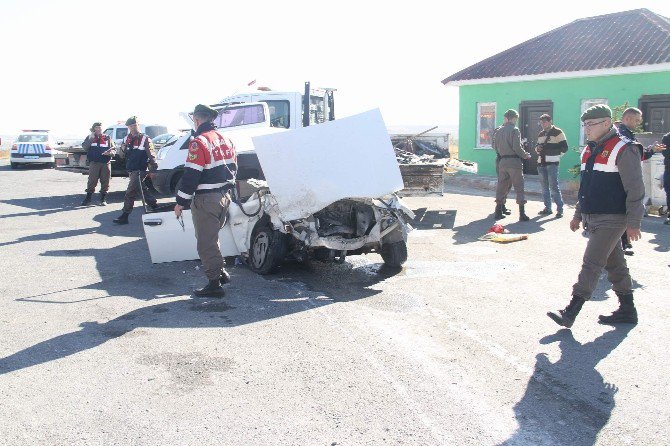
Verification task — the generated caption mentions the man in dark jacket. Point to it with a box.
[113,116,158,224]
[547,105,645,328]
[661,132,670,225]
[174,104,237,297]
[81,122,115,206]
[535,114,568,218]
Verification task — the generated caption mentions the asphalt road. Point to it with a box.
[0,162,668,445]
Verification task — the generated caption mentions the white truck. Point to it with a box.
[150,82,334,196]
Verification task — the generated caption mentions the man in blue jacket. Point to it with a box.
[81,122,115,206]
[113,116,158,224]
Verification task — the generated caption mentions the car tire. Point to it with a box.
[10,162,18,169]
[381,240,408,268]
[248,220,287,275]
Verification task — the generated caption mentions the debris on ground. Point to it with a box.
[478,224,528,243]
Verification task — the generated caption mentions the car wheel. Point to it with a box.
[248,220,287,275]
[10,162,18,169]
[381,240,408,268]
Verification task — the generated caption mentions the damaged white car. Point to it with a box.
[142,109,415,273]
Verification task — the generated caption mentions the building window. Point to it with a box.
[477,102,496,147]
[580,98,608,145]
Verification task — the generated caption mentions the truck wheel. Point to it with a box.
[381,240,408,268]
[248,221,287,275]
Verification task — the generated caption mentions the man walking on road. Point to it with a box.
[535,114,568,218]
[493,109,531,221]
[81,122,115,206]
[113,116,158,224]
[174,104,237,297]
[547,104,645,328]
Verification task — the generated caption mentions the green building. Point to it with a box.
[442,8,670,179]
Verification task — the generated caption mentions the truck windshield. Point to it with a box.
[215,105,265,129]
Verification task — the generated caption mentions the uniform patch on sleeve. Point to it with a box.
[188,153,198,160]
[189,142,199,153]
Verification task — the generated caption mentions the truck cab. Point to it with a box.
[152,82,336,197]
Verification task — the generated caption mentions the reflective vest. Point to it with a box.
[124,133,149,171]
[578,135,629,215]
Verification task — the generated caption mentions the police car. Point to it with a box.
[10,130,62,169]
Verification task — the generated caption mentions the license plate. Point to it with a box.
[25,156,39,160]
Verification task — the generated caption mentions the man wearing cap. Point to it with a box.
[493,109,531,221]
[535,114,568,218]
[615,107,656,252]
[547,104,645,328]
[174,104,237,297]
[113,116,158,224]
[81,122,115,206]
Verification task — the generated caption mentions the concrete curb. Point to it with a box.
[445,172,578,202]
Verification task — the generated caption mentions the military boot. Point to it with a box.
[547,295,585,328]
[80,193,92,206]
[99,193,107,206]
[113,212,129,225]
[219,269,231,285]
[193,280,226,298]
[502,204,512,215]
[599,293,638,325]
[494,204,506,220]
[519,204,530,221]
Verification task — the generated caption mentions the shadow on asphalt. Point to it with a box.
[501,326,633,446]
[1,204,400,375]
[0,192,127,221]
[450,214,553,245]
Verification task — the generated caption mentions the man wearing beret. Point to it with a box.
[113,116,159,224]
[493,109,531,221]
[81,122,115,206]
[548,104,645,327]
[174,104,237,297]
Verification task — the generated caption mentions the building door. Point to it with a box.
[519,101,553,175]
[639,95,670,134]
[649,104,670,134]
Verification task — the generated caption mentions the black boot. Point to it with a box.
[99,193,107,206]
[193,279,226,297]
[502,204,512,215]
[113,212,129,224]
[547,295,585,328]
[519,204,530,221]
[494,204,506,220]
[147,199,159,211]
[599,293,638,325]
[219,269,231,285]
[81,193,92,206]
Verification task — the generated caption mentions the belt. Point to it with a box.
[499,155,520,159]
[194,184,234,195]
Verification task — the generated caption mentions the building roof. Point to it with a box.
[442,8,670,85]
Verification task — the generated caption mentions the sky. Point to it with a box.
[1,0,669,138]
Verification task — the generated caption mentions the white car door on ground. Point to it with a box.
[142,210,240,263]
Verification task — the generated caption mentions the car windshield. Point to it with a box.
[17,134,48,142]
[145,126,168,138]
[215,105,265,129]
[153,133,173,144]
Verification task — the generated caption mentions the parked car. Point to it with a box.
[151,133,175,150]
[142,109,414,272]
[10,130,63,169]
